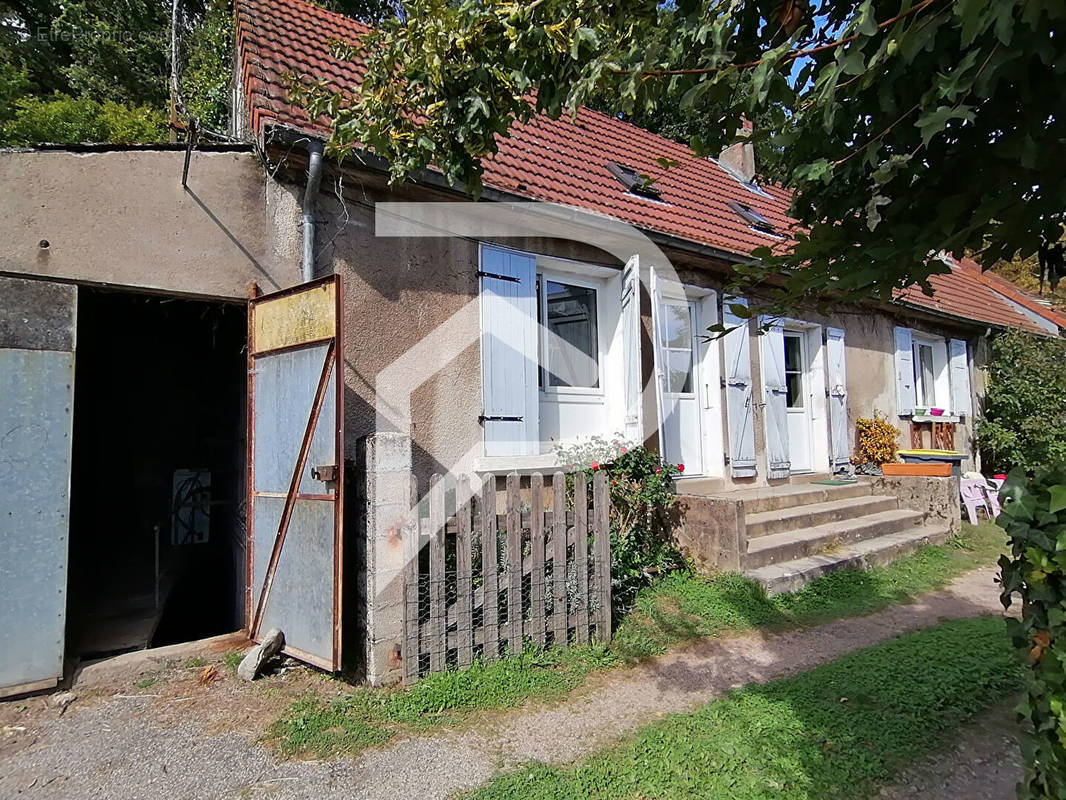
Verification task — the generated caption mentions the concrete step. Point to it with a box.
[744,508,925,569]
[711,481,873,515]
[745,495,901,539]
[746,524,953,595]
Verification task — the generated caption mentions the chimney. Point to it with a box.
[717,119,756,183]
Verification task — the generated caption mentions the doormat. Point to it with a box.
[811,479,858,485]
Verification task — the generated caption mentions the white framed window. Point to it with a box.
[910,334,949,410]
[894,327,972,417]
[538,273,602,393]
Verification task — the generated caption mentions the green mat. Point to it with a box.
[810,479,858,485]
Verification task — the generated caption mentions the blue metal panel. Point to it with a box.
[0,348,75,691]
[254,499,335,659]
[252,344,329,493]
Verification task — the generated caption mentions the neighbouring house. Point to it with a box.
[0,0,1056,694]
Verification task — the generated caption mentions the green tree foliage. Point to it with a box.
[0,94,168,145]
[318,0,402,24]
[182,0,234,132]
[0,0,71,96]
[998,468,1066,799]
[0,0,225,144]
[977,330,1066,473]
[302,0,1065,316]
[52,0,172,108]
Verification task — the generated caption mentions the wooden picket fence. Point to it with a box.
[402,470,612,683]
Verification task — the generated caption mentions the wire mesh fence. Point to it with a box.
[402,470,611,683]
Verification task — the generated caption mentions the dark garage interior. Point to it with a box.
[66,287,248,661]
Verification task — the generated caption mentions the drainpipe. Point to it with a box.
[302,140,325,282]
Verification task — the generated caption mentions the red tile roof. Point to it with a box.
[954,257,1066,331]
[893,260,1047,334]
[234,0,1048,333]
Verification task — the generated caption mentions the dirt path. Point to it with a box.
[875,696,1022,799]
[0,567,1009,800]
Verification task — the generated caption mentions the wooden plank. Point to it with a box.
[480,476,500,662]
[528,473,546,647]
[551,471,568,646]
[573,471,590,644]
[402,475,420,684]
[428,474,446,672]
[506,472,523,655]
[592,471,612,641]
[455,475,474,668]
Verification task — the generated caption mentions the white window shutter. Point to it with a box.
[723,299,756,478]
[759,317,790,479]
[479,246,538,456]
[620,255,642,442]
[826,327,850,470]
[649,267,667,448]
[949,338,972,417]
[894,326,915,416]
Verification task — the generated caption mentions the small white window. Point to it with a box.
[913,341,936,407]
[909,335,949,410]
[539,277,600,389]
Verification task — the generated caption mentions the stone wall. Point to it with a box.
[673,494,746,572]
[867,475,962,534]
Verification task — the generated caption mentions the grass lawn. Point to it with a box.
[266,522,1007,759]
[466,616,1023,800]
[612,521,1006,661]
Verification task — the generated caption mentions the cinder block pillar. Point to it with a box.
[360,432,411,686]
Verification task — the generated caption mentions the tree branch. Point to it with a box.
[633,0,940,78]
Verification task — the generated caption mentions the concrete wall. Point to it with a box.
[0,148,295,299]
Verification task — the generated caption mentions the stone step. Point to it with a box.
[711,481,873,515]
[746,524,953,595]
[745,495,901,539]
[744,508,925,569]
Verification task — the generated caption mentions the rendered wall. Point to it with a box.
[0,149,294,299]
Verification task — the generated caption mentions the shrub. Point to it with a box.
[554,435,685,612]
[0,94,167,145]
[998,466,1066,798]
[978,329,1066,473]
[854,414,899,466]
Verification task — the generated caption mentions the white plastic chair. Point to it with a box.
[960,478,993,525]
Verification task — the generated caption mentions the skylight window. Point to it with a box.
[607,162,662,200]
[727,201,776,235]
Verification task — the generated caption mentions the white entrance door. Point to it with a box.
[659,299,704,475]
[784,332,813,473]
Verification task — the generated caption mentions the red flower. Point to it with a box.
[612,480,617,486]
[620,447,628,454]
[678,463,685,473]
[590,461,599,470]
[655,467,661,474]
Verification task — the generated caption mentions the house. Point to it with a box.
[0,0,1053,694]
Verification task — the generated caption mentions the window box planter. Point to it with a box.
[881,462,954,477]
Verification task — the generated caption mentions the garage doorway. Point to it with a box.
[66,287,248,661]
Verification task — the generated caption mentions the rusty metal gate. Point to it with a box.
[247,276,344,671]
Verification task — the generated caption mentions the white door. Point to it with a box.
[658,299,703,475]
[784,332,813,473]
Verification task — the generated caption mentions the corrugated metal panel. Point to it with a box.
[0,348,75,691]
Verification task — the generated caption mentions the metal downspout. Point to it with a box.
[302,140,325,282]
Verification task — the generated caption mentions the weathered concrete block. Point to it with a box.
[673,495,746,573]
[361,432,412,687]
[867,475,962,533]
